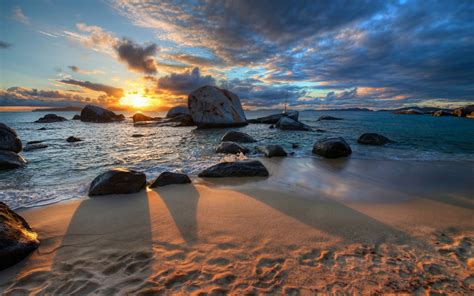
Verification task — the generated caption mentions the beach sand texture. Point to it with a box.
[0,158,473,294]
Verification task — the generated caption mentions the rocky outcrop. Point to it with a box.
[88,168,146,196]
[248,111,299,124]
[188,86,247,128]
[198,160,269,177]
[312,137,352,158]
[149,172,191,188]
[318,115,342,121]
[66,136,81,143]
[72,115,81,120]
[432,110,455,117]
[23,144,48,151]
[357,133,392,145]
[80,105,125,123]
[220,131,256,143]
[0,202,40,270]
[0,123,22,153]
[216,142,249,154]
[132,113,159,123]
[394,109,423,115]
[0,151,27,170]
[275,117,310,131]
[166,106,190,118]
[452,105,474,118]
[257,145,287,157]
[35,114,67,123]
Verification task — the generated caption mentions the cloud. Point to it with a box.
[0,87,90,107]
[59,79,124,98]
[12,7,28,24]
[114,38,158,74]
[0,41,11,49]
[68,65,104,75]
[157,67,215,95]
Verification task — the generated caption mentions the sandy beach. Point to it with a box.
[0,158,473,294]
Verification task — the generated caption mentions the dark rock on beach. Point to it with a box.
[80,105,125,123]
[248,111,299,124]
[216,141,249,154]
[0,123,22,153]
[66,136,81,143]
[149,172,191,188]
[23,144,48,151]
[188,86,247,128]
[318,115,342,121]
[257,145,287,157]
[0,202,40,271]
[312,137,352,158]
[198,160,269,178]
[166,106,190,118]
[88,168,146,196]
[35,114,67,123]
[0,151,27,170]
[220,131,256,143]
[357,133,392,145]
[276,117,310,131]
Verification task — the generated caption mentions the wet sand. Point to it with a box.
[0,158,473,294]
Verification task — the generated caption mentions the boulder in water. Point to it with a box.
[72,115,81,120]
[357,133,392,145]
[0,123,22,153]
[198,160,269,177]
[275,117,310,131]
[23,144,48,151]
[220,131,256,143]
[432,110,454,117]
[318,115,342,121]
[0,151,27,170]
[132,113,159,123]
[248,111,299,124]
[452,105,474,118]
[188,86,247,128]
[257,145,287,157]
[216,141,249,154]
[149,172,191,188]
[80,105,125,123]
[66,136,81,143]
[88,168,146,196]
[0,202,40,270]
[166,106,190,118]
[35,114,67,123]
[312,137,352,158]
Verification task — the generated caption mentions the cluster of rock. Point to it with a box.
[0,123,26,170]
[215,131,288,158]
[35,114,67,123]
[432,105,474,118]
[132,106,194,127]
[248,110,312,131]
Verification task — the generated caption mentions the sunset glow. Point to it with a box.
[119,93,152,109]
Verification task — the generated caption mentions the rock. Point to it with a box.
[275,117,310,131]
[0,202,40,270]
[188,86,247,128]
[0,151,27,170]
[394,109,423,115]
[269,125,275,129]
[88,168,146,196]
[149,172,191,188]
[432,110,454,117]
[452,105,474,117]
[23,144,48,151]
[37,127,47,131]
[166,114,195,126]
[216,141,249,154]
[357,133,393,145]
[80,105,125,123]
[257,145,287,157]
[0,123,22,153]
[312,137,352,158]
[248,111,299,124]
[132,134,145,138]
[27,140,43,145]
[220,131,256,143]
[72,115,81,120]
[66,136,81,143]
[166,106,190,118]
[35,114,67,123]
[132,113,158,123]
[291,143,299,148]
[318,115,342,121]
[198,160,269,178]
[316,129,326,133]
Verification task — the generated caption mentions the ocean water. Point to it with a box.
[1,110,473,210]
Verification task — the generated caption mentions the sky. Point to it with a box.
[0,0,473,111]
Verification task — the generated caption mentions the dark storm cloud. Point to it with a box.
[114,38,158,74]
[0,87,89,106]
[68,65,80,72]
[157,67,215,95]
[0,41,11,49]
[59,79,124,98]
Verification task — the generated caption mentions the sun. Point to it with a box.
[119,93,151,109]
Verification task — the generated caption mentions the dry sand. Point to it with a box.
[0,158,473,294]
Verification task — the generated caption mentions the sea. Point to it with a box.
[1,110,473,210]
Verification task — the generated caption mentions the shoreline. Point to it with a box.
[1,158,473,293]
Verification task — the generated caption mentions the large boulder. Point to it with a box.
[216,141,249,154]
[452,105,474,117]
[257,145,287,157]
[312,137,352,158]
[276,117,310,131]
[0,202,40,270]
[188,86,247,128]
[35,114,67,123]
[248,111,299,124]
[220,131,256,143]
[198,160,269,178]
[149,172,191,188]
[80,105,125,123]
[357,133,392,145]
[318,115,342,121]
[88,168,146,196]
[0,123,22,153]
[0,151,27,170]
[166,106,190,118]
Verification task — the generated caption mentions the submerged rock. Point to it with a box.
[198,160,269,177]
[257,145,287,157]
[216,141,249,154]
[150,172,191,188]
[220,131,256,143]
[275,117,310,131]
[35,114,67,123]
[357,133,392,145]
[188,86,247,128]
[0,151,27,170]
[80,105,125,123]
[88,168,146,196]
[312,137,352,158]
[72,115,81,120]
[27,140,43,145]
[0,202,40,270]
[23,144,48,151]
[66,136,82,143]
[248,111,299,124]
[318,115,342,121]
[0,123,22,153]
[166,106,190,118]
